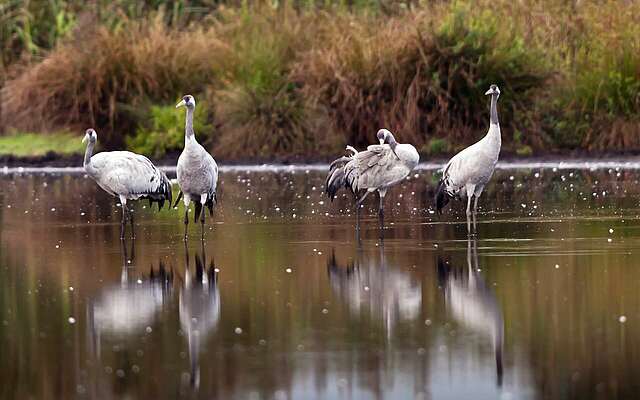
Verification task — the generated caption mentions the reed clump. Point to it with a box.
[295,6,548,152]
[1,16,227,147]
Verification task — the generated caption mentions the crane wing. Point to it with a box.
[351,145,409,190]
[90,151,171,199]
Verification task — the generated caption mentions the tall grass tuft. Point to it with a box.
[296,5,548,152]
[1,16,227,147]
[211,7,334,159]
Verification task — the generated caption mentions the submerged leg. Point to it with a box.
[129,204,135,239]
[183,208,189,241]
[473,195,480,233]
[355,190,372,233]
[466,194,473,234]
[200,194,207,240]
[378,189,387,239]
[183,194,191,241]
[119,197,127,240]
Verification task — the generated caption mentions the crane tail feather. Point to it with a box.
[173,191,183,208]
[325,156,355,201]
[435,179,451,215]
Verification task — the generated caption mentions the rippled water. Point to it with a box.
[1,163,639,399]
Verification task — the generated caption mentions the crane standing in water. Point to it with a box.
[435,84,502,233]
[82,128,172,239]
[326,129,419,234]
[174,95,219,240]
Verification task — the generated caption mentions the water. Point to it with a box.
[1,163,639,399]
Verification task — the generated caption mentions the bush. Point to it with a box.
[211,7,334,159]
[423,138,449,155]
[295,5,549,151]
[126,102,212,158]
[0,16,227,147]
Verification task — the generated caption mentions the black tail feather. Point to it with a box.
[435,179,451,215]
[173,191,183,208]
[325,156,351,201]
[206,193,215,216]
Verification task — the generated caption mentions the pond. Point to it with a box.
[1,162,639,399]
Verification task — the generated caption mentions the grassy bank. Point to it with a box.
[1,1,640,161]
[0,132,83,157]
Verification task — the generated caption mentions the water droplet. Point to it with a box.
[285,267,293,273]
[145,326,152,333]
[68,317,76,324]
[619,315,627,323]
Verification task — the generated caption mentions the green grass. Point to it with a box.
[0,132,83,157]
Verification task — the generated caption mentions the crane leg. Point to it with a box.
[200,194,207,240]
[355,191,371,233]
[183,208,189,241]
[120,200,127,240]
[129,205,135,239]
[466,194,473,234]
[473,195,480,233]
[378,190,387,239]
[200,206,205,240]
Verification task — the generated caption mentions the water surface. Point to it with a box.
[1,163,639,399]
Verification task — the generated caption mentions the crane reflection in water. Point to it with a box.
[86,239,174,360]
[437,238,504,386]
[327,244,422,340]
[178,241,220,390]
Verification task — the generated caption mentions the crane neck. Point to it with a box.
[185,107,196,141]
[387,133,398,150]
[83,140,95,170]
[489,93,499,126]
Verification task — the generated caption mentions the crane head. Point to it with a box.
[176,95,196,109]
[377,129,391,145]
[484,84,500,97]
[82,129,97,144]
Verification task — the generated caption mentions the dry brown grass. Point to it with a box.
[294,5,548,152]
[1,16,228,146]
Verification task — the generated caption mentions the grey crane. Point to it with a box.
[435,84,502,233]
[437,238,504,386]
[174,95,219,240]
[326,129,419,232]
[82,129,172,239]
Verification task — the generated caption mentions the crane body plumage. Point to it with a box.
[175,95,219,240]
[326,129,419,233]
[82,129,172,239]
[436,84,502,232]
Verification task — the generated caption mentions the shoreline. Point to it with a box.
[2,150,640,170]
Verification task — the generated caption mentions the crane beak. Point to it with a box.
[176,99,186,108]
[81,135,88,144]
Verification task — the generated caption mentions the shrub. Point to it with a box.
[1,16,227,147]
[126,102,212,159]
[211,7,334,159]
[295,5,549,152]
[423,137,448,155]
